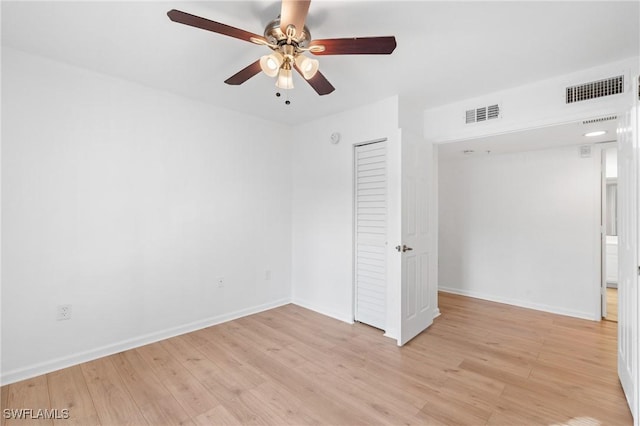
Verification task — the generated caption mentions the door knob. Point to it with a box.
[395,245,413,252]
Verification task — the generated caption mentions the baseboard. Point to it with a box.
[1,298,291,386]
[438,287,598,321]
[292,297,354,325]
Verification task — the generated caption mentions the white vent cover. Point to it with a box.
[566,75,624,104]
[466,104,500,124]
[583,115,617,125]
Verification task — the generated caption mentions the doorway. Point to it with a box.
[601,144,618,322]
[437,118,618,321]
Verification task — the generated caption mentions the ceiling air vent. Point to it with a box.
[465,104,500,124]
[487,104,500,120]
[566,75,624,104]
[465,110,475,124]
[583,115,617,125]
[476,107,487,122]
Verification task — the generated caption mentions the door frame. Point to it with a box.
[601,141,617,319]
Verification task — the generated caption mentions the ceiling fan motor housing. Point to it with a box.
[264,18,311,49]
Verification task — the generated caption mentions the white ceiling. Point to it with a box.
[438,117,619,160]
[2,1,639,125]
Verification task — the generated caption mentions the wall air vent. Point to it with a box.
[476,107,487,122]
[465,104,500,124]
[582,115,618,125]
[566,75,624,104]
[465,109,475,124]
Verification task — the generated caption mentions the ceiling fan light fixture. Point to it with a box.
[276,67,294,89]
[260,52,284,77]
[295,55,319,79]
[167,3,396,96]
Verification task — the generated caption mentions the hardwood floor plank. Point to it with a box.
[606,287,618,322]
[536,351,618,384]
[244,382,326,426]
[425,331,535,378]
[528,362,632,416]
[111,349,195,425]
[138,395,195,426]
[416,388,489,425]
[194,341,266,396]
[47,366,100,426]
[194,405,243,426]
[2,292,632,425]
[135,343,220,418]
[5,376,52,426]
[80,357,147,426]
[439,368,505,416]
[288,340,440,411]
[213,332,376,425]
[500,382,631,425]
[111,350,171,406]
[297,360,421,425]
[235,315,298,348]
[1,385,9,426]
[160,335,276,425]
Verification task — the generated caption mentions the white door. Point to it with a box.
[354,140,388,330]
[398,131,437,346]
[617,100,639,420]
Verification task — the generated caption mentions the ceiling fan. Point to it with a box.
[167,0,396,98]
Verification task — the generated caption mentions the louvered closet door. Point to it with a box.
[354,140,387,330]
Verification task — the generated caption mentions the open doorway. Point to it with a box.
[602,144,618,322]
[437,117,618,322]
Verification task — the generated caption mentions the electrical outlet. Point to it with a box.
[57,304,72,321]
[217,277,224,288]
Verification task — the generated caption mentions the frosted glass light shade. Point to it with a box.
[260,52,283,77]
[276,68,294,89]
[295,55,319,79]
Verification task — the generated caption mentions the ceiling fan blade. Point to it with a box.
[167,9,267,44]
[280,0,311,36]
[294,65,335,96]
[309,36,397,55]
[224,60,262,85]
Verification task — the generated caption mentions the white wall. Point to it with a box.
[606,147,618,178]
[425,57,639,143]
[1,48,293,384]
[439,144,602,320]
[290,97,399,325]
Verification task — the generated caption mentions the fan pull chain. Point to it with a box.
[275,91,291,105]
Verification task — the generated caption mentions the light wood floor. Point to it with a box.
[1,292,631,425]
[606,287,618,322]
